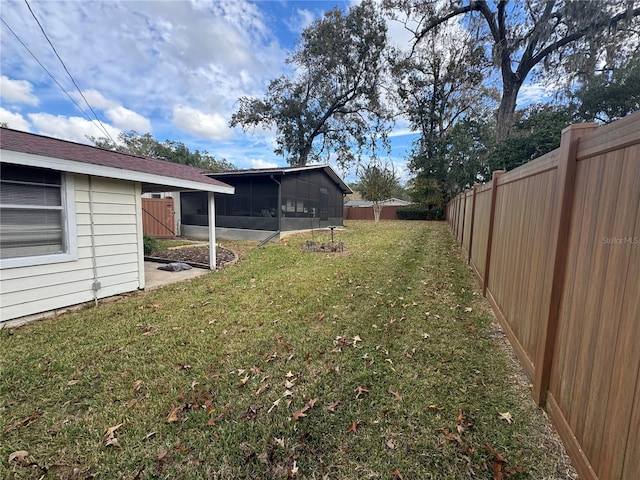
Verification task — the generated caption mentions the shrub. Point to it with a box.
[396,206,444,221]
[143,235,159,255]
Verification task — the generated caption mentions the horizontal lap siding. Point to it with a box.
[550,143,640,480]
[1,175,142,322]
[487,159,559,376]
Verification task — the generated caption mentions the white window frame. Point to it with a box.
[0,171,78,269]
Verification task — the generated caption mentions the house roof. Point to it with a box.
[0,127,234,194]
[345,198,413,207]
[209,165,353,194]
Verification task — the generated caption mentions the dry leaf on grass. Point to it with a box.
[166,405,185,423]
[104,423,123,447]
[498,411,513,424]
[8,450,29,463]
[355,386,369,399]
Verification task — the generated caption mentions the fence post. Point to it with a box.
[533,123,598,406]
[468,184,479,264]
[482,170,504,297]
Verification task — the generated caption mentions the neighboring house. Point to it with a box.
[0,128,233,324]
[343,198,414,221]
[177,165,352,240]
[344,198,413,208]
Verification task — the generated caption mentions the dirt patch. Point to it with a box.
[149,245,237,268]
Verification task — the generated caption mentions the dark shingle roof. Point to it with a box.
[0,127,232,193]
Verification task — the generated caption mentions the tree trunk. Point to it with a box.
[496,76,523,141]
[373,203,382,223]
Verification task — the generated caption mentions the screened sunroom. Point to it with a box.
[179,165,351,240]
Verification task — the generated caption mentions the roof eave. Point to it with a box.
[1,150,235,194]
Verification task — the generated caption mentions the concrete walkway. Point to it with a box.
[144,261,210,290]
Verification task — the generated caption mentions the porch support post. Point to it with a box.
[208,192,216,270]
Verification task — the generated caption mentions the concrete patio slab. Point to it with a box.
[144,261,210,290]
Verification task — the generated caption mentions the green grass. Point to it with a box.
[1,222,573,479]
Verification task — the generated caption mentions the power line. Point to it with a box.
[24,0,117,144]
[0,16,109,138]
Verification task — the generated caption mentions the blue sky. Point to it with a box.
[1,0,552,183]
[0,0,417,182]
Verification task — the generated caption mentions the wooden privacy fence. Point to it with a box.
[446,111,640,480]
[142,197,175,238]
[343,205,403,220]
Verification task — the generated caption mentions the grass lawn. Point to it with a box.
[1,221,574,479]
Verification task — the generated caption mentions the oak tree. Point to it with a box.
[385,0,640,139]
[230,0,391,168]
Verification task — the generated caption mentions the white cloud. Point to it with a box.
[1,0,286,139]
[28,112,121,145]
[518,82,554,106]
[74,90,152,132]
[285,9,316,34]
[172,105,230,140]
[0,76,39,106]
[248,158,279,169]
[0,107,31,131]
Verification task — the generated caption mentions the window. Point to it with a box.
[0,163,77,268]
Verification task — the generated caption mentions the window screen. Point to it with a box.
[1,164,66,259]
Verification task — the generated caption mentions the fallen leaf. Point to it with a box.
[391,468,403,480]
[428,404,444,410]
[386,439,396,449]
[352,335,362,347]
[355,386,369,399]
[157,448,168,461]
[105,436,120,447]
[465,307,473,312]
[326,401,340,413]
[285,371,295,378]
[498,411,513,424]
[207,413,224,426]
[388,388,402,401]
[105,423,123,437]
[422,333,431,339]
[142,431,156,441]
[290,460,299,476]
[166,405,185,423]
[67,379,79,386]
[347,420,358,433]
[8,450,29,463]
[255,384,269,396]
[104,423,123,447]
[284,379,295,389]
[3,411,40,434]
[283,389,294,397]
[273,437,285,448]
[268,398,281,413]
[292,411,307,420]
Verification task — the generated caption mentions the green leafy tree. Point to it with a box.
[385,0,640,140]
[488,104,576,172]
[392,24,494,210]
[230,0,391,168]
[88,131,235,171]
[573,54,640,123]
[358,162,400,222]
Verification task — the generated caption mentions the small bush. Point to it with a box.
[396,206,445,221]
[143,235,159,255]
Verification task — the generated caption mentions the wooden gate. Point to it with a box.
[142,197,175,238]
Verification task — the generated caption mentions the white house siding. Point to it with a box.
[1,174,143,322]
